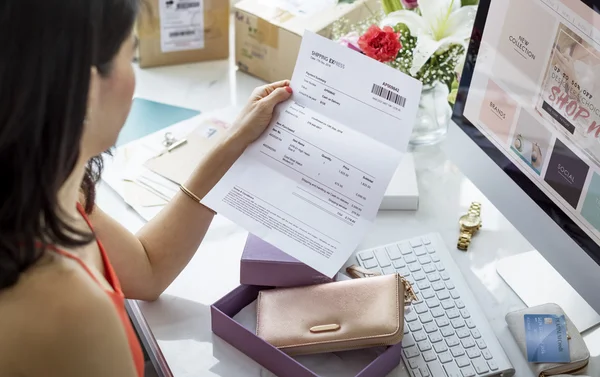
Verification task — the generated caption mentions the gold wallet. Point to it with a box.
[256,273,413,356]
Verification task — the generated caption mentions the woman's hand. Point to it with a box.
[232,80,293,144]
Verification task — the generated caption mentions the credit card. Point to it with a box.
[524,314,570,363]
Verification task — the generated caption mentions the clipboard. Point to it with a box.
[144,118,230,185]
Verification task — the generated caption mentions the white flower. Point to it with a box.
[381,0,476,75]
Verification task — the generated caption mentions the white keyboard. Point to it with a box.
[350,233,515,377]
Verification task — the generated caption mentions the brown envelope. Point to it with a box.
[144,118,229,185]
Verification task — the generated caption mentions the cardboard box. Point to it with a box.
[234,0,378,82]
[211,285,404,377]
[136,0,230,68]
[241,234,334,287]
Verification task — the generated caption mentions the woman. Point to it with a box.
[0,1,291,376]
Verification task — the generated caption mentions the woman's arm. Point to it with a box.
[88,81,292,301]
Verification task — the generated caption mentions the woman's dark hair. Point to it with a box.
[0,0,140,289]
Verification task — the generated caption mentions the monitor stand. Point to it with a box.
[497,250,600,333]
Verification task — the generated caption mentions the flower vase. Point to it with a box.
[410,83,452,146]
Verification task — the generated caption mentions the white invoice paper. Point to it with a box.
[203,31,422,277]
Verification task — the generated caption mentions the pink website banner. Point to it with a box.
[560,0,600,34]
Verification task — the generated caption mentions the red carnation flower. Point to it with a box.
[358,25,402,63]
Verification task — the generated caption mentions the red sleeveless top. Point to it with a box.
[48,203,145,376]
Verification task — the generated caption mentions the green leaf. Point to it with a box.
[461,0,479,5]
[338,0,358,4]
[381,0,403,14]
[448,88,458,105]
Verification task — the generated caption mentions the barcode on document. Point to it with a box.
[177,2,200,9]
[169,30,196,38]
[371,84,406,107]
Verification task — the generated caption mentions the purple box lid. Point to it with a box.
[211,285,404,377]
[241,234,333,287]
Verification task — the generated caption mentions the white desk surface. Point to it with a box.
[97,54,600,377]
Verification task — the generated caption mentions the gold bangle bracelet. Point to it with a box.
[179,185,216,215]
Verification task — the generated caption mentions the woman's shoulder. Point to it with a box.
[0,255,131,376]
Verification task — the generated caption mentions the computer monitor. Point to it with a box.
[449,0,600,323]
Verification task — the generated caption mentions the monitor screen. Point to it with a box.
[453,0,600,265]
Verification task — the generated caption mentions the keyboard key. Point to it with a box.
[428,272,441,282]
[419,313,434,324]
[481,349,493,360]
[472,357,489,374]
[430,330,444,344]
[431,253,441,262]
[441,299,455,310]
[386,245,403,260]
[398,267,411,277]
[414,247,428,257]
[446,335,460,348]
[457,328,471,338]
[450,290,460,299]
[413,271,427,281]
[460,309,470,319]
[467,347,481,359]
[422,236,431,245]
[414,302,429,314]
[392,259,406,269]
[451,318,465,329]
[403,334,416,348]
[438,351,453,364]
[422,350,436,362]
[435,262,445,271]
[405,326,409,335]
[407,356,421,369]
[405,308,418,322]
[443,362,462,377]
[455,299,466,309]
[421,288,435,299]
[441,326,455,337]
[456,356,471,368]
[450,345,465,357]
[418,255,431,264]
[460,365,476,377]
[424,322,438,334]
[374,249,390,267]
[462,338,476,350]
[403,345,419,359]
[470,328,481,338]
[399,243,412,254]
[447,308,460,319]
[433,340,447,353]
[488,360,499,371]
[445,281,455,290]
[408,321,423,332]
[410,239,423,247]
[440,270,451,280]
[423,264,436,274]
[418,340,432,352]
[426,299,439,309]
[409,263,422,272]
[363,258,377,269]
[405,254,417,263]
[436,316,450,328]
[476,338,487,349]
[420,366,431,377]
[359,251,374,260]
[413,330,427,342]
[466,319,477,330]
[382,266,396,275]
[436,290,450,300]
[431,306,445,318]
[432,281,445,291]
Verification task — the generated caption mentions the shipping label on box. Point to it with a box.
[137,0,229,68]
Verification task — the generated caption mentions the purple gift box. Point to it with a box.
[240,234,335,287]
[211,285,404,377]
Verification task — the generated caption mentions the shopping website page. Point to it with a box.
[464,0,600,243]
